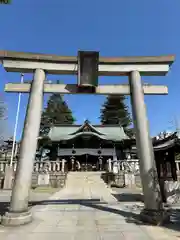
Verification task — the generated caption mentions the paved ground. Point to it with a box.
[0,189,52,202]
[0,172,180,239]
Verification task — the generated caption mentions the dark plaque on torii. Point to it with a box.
[77,51,99,93]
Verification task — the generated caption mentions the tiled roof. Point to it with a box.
[47,121,129,142]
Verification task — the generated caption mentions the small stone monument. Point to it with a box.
[123,160,136,188]
[37,165,50,186]
[113,160,119,174]
[124,172,135,188]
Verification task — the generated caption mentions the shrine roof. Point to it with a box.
[47,121,129,142]
[130,132,180,152]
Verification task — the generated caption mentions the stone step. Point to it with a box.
[62,171,117,203]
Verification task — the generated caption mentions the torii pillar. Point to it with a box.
[0,50,174,226]
[2,69,46,225]
[129,71,166,224]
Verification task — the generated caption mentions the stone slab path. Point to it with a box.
[0,172,180,239]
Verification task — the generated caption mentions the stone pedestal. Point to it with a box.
[124,173,135,188]
[38,173,50,186]
[3,165,14,189]
[1,210,32,226]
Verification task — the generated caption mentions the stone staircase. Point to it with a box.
[52,171,117,203]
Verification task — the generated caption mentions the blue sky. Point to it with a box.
[0,0,180,140]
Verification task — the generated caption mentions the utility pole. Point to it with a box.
[10,74,24,166]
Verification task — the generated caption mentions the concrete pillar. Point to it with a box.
[2,69,45,226]
[129,71,168,225]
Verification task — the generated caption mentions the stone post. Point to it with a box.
[129,71,168,225]
[176,162,180,172]
[61,159,66,173]
[2,69,45,226]
[107,158,112,172]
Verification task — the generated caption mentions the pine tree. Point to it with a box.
[100,95,133,135]
[40,94,75,136]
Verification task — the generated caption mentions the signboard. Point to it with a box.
[77,51,99,89]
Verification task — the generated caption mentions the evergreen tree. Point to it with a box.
[40,94,75,135]
[100,95,133,135]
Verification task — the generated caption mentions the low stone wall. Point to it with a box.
[0,161,68,190]
[32,172,67,189]
[2,171,67,190]
[101,171,142,188]
[102,172,180,204]
[135,174,141,187]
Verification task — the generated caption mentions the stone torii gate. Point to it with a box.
[0,50,174,226]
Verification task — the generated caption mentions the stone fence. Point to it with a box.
[0,159,179,174]
[0,161,67,190]
[0,159,141,190]
[103,160,180,190]
[0,159,180,191]
[0,159,140,173]
[0,160,65,173]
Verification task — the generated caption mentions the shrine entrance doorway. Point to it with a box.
[67,154,106,172]
[79,154,104,171]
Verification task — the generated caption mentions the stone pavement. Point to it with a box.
[0,189,52,203]
[0,171,180,239]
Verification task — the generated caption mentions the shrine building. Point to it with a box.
[38,120,130,170]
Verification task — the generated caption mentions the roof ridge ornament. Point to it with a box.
[84,119,90,124]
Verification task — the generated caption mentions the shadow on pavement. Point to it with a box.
[81,202,180,234]
[0,198,104,215]
[1,198,180,234]
[112,193,143,202]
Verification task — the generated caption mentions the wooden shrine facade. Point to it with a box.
[37,120,130,170]
[128,132,180,181]
[38,120,180,175]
